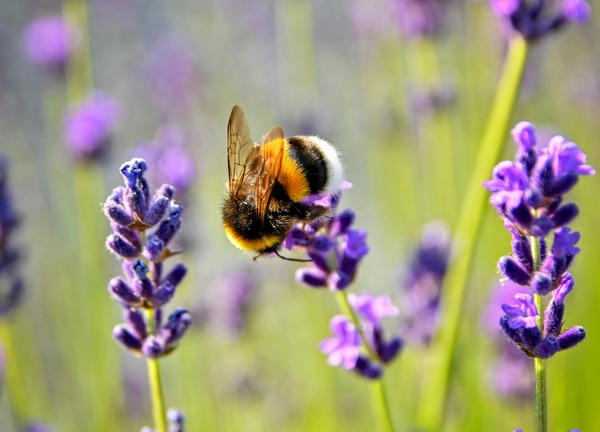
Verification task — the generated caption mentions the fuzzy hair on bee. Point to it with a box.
[222,105,344,256]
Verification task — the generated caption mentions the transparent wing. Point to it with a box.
[227,105,256,195]
[254,126,285,224]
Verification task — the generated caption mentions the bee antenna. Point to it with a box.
[274,249,312,263]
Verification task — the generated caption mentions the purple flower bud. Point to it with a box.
[512,234,533,273]
[108,277,141,306]
[142,336,164,358]
[131,259,149,279]
[144,236,166,262]
[106,234,140,259]
[512,121,537,151]
[557,326,586,350]
[534,336,560,359]
[283,226,311,249]
[113,324,143,353]
[499,256,531,285]
[161,308,192,348]
[153,282,176,308]
[553,273,574,305]
[377,336,403,364]
[163,264,187,288]
[144,196,171,227]
[545,172,578,197]
[531,272,553,296]
[550,203,579,229]
[296,266,327,288]
[330,209,355,236]
[354,356,382,379]
[124,308,148,340]
[328,270,352,291]
[104,195,135,226]
[341,229,369,261]
[306,249,331,273]
[167,408,185,432]
[543,299,564,338]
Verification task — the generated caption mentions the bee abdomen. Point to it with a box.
[281,136,344,201]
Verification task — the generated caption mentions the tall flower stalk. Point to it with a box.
[104,158,191,432]
[485,122,594,431]
[286,197,402,432]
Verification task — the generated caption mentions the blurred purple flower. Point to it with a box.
[64,91,120,161]
[210,270,256,337]
[393,0,448,38]
[490,0,591,41]
[22,15,78,72]
[0,156,24,317]
[133,124,197,196]
[400,221,450,345]
[146,40,199,112]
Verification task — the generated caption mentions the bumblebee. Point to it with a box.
[222,105,344,256]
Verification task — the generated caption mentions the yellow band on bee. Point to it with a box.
[224,222,282,252]
[278,144,309,201]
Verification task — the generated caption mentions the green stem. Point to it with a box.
[0,321,28,429]
[62,0,94,103]
[416,35,529,431]
[335,291,394,432]
[370,379,393,432]
[145,308,167,432]
[530,236,547,432]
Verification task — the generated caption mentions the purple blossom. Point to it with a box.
[133,125,197,198]
[553,273,574,305]
[542,135,595,177]
[551,227,580,258]
[490,0,592,41]
[64,91,120,161]
[320,315,361,369]
[502,294,539,329]
[22,15,77,71]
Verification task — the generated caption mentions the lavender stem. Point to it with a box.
[530,235,548,432]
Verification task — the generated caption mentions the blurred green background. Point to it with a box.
[1,0,599,431]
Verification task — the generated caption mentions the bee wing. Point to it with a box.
[254,126,285,224]
[227,105,257,195]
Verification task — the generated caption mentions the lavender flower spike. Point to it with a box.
[104,158,192,356]
[488,121,593,361]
